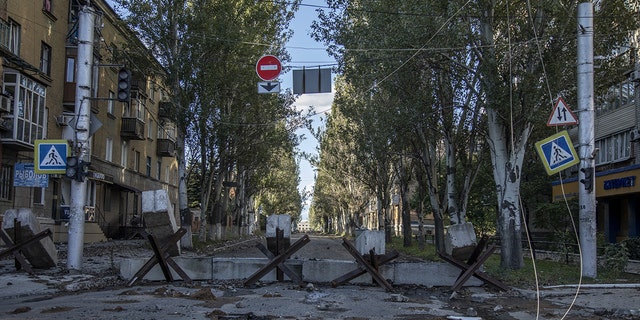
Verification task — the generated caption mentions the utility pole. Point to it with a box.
[68,1,95,271]
[577,2,597,278]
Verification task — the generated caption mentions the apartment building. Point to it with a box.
[1,0,179,242]
[552,44,640,243]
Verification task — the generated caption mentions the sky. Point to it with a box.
[281,1,336,221]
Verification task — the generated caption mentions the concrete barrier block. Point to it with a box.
[266,215,291,238]
[119,257,486,287]
[355,230,385,255]
[2,208,57,268]
[212,258,303,282]
[393,262,482,286]
[142,189,180,256]
[444,222,477,261]
[120,257,212,281]
[142,190,174,214]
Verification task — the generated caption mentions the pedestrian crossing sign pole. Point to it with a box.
[34,140,69,174]
[534,130,580,175]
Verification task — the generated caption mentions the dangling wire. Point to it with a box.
[507,2,540,317]
[524,0,584,318]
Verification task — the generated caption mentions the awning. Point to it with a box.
[112,182,142,193]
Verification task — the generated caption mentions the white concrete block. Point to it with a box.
[142,189,180,256]
[266,214,291,238]
[2,208,58,268]
[444,222,477,260]
[355,230,385,255]
[142,189,174,214]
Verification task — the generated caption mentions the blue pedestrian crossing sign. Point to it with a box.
[535,131,580,175]
[35,140,69,174]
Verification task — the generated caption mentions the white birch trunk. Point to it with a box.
[487,108,529,269]
[445,132,463,224]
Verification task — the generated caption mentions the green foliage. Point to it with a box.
[601,242,630,276]
[484,254,640,288]
[387,237,438,262]
[624,238,640,260]
[532,199,580,259]
[391,236,640,287]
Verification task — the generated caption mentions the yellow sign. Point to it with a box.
[535,131,580,175]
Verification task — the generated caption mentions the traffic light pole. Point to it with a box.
[577,2,597,278]
[67,1,95,272]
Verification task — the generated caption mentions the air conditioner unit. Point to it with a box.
[631,129,640,142]
[56,114,74,126]
[631,70,640,82]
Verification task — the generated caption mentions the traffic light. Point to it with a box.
[65,156,79,180]
[580,167,594,193]
[117,68,131,102]
[65,156,90,182]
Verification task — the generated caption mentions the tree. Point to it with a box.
[470,0,638,269]
[117,0,303,241]
[312,0,486,250]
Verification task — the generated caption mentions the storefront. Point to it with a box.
[552,164,640,243]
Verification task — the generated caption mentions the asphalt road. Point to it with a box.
[1,233,639,319]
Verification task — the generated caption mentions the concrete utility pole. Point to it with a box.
[577,2,597,278]
[68,1,95,271]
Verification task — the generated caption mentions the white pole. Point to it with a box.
[67,1,95,271]
[577,2,597,278]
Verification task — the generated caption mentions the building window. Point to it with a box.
[0,19,21,55]
[123,100,130,117]
[105,137,113,162]
[0,165,13,200]
[107,91,114,115]
[134,151,140,172]
[121,141,128,167]
[146,156,152,176]
[40,42,51,75]
[135,100,145,120]
[43,0,52,13]
[157,160,162,180]
[147,116,153,139]
[33,187,45,205]
[2,72,47,145]
[596,80,636,114]
[595,131,631,165]
[65,57,75,82]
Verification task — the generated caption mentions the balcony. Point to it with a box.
[120,117,145,140]
[157,138,176,157]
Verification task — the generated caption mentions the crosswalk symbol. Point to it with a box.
[35,140,69,174]
[548,141,572,167]
[40,145,64,167]
[535,131,580,175]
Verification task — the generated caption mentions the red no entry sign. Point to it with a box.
[256,55,282,81]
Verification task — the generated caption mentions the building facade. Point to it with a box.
[552,37,640,243]
[1,0,179,242]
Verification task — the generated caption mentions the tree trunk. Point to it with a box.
[487,109,528,270]
[445,132,463,225]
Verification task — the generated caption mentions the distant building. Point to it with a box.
[297,220,311,232]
